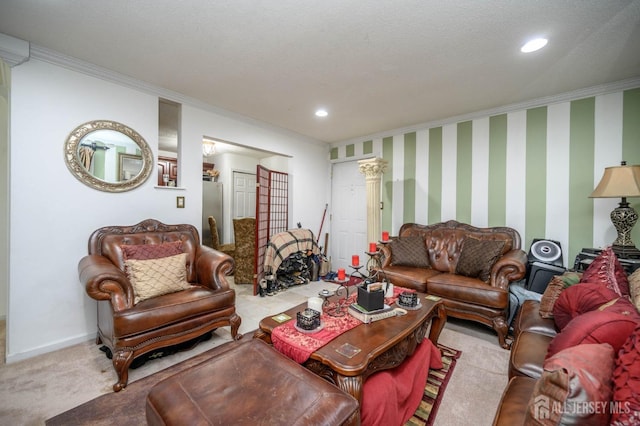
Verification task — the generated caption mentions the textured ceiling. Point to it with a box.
[1,0,640,143]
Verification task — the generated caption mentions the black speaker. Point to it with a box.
[528,239,563,267]
[525,262,566,294]
[525,239,565,293]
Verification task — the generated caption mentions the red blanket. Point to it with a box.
[361,339,443,426]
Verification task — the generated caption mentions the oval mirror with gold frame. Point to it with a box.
[64,120,153,192]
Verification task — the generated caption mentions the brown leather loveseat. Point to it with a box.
[78,219,242,391]
[377,220,527,348]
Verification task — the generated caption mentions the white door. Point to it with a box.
[330,161,367,272]
[233,171,256,219]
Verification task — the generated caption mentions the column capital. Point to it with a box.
[358,157,388,179]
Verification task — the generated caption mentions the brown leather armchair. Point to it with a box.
[78,219,242,392]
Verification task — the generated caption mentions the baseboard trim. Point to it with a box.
[5,332,94,364]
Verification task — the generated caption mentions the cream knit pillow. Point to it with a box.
[125,253,191,304]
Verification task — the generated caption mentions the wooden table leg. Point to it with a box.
[335,374,364,404]
[253,328,272,344]
[428,303,447,345]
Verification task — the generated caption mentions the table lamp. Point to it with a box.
[589,161,640,258]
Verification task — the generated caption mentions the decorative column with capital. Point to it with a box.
[358,157,388,244]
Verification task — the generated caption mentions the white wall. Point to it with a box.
[0,60,9,321]
[7,58,329,361]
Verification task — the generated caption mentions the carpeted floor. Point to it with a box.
[1,281,510,425]
[47,339,462,426]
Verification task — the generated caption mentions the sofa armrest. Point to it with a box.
[490,249,527,290]
[379,245,392,268]
[79,254,134,310]
[492,376,537,426]
[513,300,558,338]
[195,245,235,291]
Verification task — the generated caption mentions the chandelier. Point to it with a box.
[202,141,216,157]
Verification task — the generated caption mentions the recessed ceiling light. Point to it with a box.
[315,109,328,117]
[521,38,548,53]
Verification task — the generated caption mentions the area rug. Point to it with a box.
[46,340,460,426]
[405,344,462,426]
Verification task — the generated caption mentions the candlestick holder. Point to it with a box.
[349,264,368,281]
[318,288,334,311]
[323,279,350,317]
[365,250,382,272]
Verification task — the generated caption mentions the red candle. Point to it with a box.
[382,231,389,242]
[369,242,377,252]
[352,255,360,266]
[337,268,346,280]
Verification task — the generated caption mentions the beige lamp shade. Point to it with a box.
[590,164,640,198]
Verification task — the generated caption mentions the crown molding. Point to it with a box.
[29,44,325,147]
[336,76,640,147]
[24,43,640,150]
[0,33,29,67]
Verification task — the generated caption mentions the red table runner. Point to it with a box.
[272,287,412,363]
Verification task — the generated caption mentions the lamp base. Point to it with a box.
[611,244,640,260]
[610,204,639,258]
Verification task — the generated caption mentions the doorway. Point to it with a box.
[330,160,367,271]
[232,171,256,220]
[200,139,290,293]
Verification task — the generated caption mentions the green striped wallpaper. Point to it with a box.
[363,140,373,155]
[332,87,640,266]
[456,121,472,224]
[624,89,640,162]
[488,114,507,227]
[382,136,394,233]
[403,132,417,224]
[524,107,547,249]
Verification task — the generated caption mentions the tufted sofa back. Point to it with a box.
[398,220,521,273]
[87,218,201,282]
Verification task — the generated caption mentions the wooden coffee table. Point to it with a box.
[254,292,446,402]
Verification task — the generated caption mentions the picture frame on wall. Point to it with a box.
[118,153,143,181]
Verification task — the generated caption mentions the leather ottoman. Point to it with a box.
[146,338,360,426]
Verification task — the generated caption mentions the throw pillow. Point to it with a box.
[454,236,505,283]
[390,236,430,268]
[610,324,640,425]
[121,240,183,261]
[538,272,582,318]
[546,309,640,359]
[125,252,191,304]
[552,283,620,330]
[525,343,615,425]
[629,268,640,312]
[580,247,630,296]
